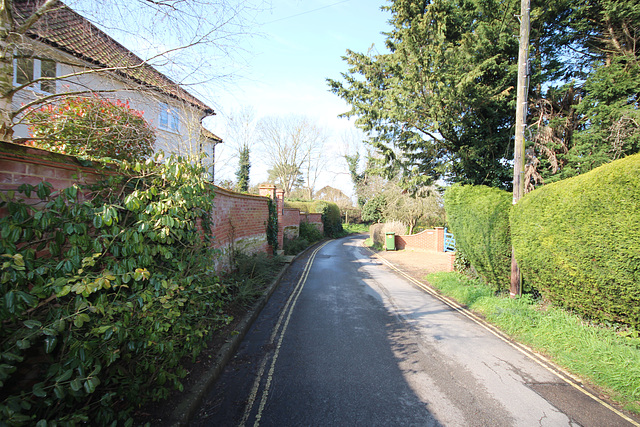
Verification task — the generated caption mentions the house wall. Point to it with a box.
[11,39,217,180]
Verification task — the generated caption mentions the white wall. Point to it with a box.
[11,39,217,177]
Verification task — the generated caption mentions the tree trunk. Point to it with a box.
[0,0,14,142]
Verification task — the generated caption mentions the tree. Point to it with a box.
[526,0,640,185]
[0,0,260,141]
[361,193,386,223]
[258,115,327,198]
[381,182,444,233]
[329,0,640,190]
[27,95,155,161]
[328,0,524,189]
[235,145,250,192]
[225,106,257,192]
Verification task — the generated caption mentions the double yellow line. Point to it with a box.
[372,250,640,427]
[240,241,330,427]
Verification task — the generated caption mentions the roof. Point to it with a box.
[13,0,214,113]
[201,127,223,144]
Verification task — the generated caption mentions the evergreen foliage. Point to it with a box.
[361,194,386,223]
[284,200,343,238]
[0,156,225,424]
[444,184,512,291]
[510,153,640,328]
[235,146,251,192]
[267,197,279,252]
[328,0,523,189]
[329,0,640,188]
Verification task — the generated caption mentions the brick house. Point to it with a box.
[10,0,222,180]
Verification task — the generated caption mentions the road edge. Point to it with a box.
[362,241,640,427]
[167,242,327,426]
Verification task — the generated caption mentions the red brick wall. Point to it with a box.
[282,208,301,240]
[301,212,323,234]
[209,186,270,271]
[395,227,445,251]
[0,142,274,272]
[0,142,109,214]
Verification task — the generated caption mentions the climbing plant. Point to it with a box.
[0,155,227,425]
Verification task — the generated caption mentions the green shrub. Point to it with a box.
[284,200,343,238]
[27,96,155,162]
[510,153,640,328]
[283,236,310,255]
[444,184,512,291]
[0,156,227,424]
[317,201,343,238]
[299,221,323,243]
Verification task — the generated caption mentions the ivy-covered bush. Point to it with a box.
[317,201,343,238]
[0,156,228,425]
[443,184,512,291]
[27,96,155,162]
[511,153,640,328]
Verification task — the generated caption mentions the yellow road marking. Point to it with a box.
[240,241,330,427]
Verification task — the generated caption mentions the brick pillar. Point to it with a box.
[435,227,445,252]
[275,189,285,250]
[448,252,456,272]
[258,184,276,199]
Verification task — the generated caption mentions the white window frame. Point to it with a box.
[13,55,57,94]
[159,102,180,133]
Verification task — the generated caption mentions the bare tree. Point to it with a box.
[223,106,257,190]
[0,0,262,141]
[381,181,445,234]
[258,115,327,198]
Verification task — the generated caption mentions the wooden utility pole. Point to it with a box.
[511,0,530,297]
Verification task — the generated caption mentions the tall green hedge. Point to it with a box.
[284,200,343,238]
[511,153,640,328]
[444,185,512,291]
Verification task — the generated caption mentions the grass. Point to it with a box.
[427,271,640,413]
[364,237,383,251]
[224,252,285,309]
[342,223,370,234]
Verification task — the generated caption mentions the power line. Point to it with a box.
[263,0,353,25]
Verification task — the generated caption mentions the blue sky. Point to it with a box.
[210,0,391,195]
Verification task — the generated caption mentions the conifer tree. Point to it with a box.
[235,145,250,192]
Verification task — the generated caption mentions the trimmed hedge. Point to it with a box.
[444,184,512,291]
[284,200,344,238]
[511,153,640,328]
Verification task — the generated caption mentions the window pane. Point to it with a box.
[169,108,180,131]
[159,103,169,128]
[16,57,34,85]
[40,60,56,93]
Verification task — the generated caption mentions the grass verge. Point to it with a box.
[343,223,370,234]
[427,272,640,413]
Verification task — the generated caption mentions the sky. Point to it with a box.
[206,0,392,198]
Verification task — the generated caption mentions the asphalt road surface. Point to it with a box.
[191,235,639,427]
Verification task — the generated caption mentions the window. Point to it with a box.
[159,102,180,132]
[14,52,57,94]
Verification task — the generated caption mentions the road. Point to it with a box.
[191,235,638,426]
